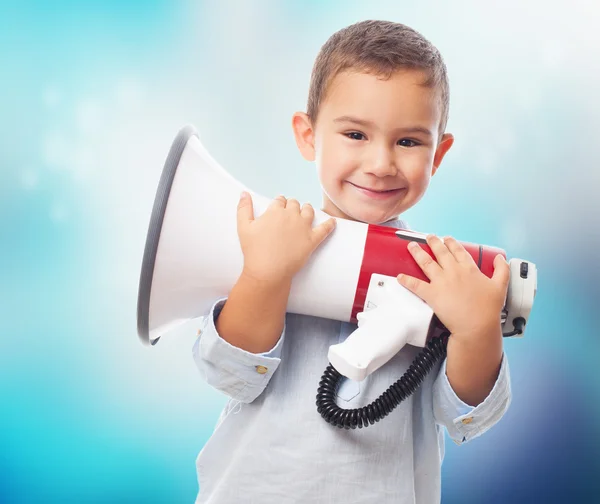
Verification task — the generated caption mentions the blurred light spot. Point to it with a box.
[42,87,61,109]
[50,202,68,223]
[115,78,144,109]
[76,99,104,135]
[42,131,69,169]
[20,169,39,190]
[71,146,96,182]
[42,132,96,183]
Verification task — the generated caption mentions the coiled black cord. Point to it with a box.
[316,331,450,429]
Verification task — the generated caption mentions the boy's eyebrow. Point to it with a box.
[333,115,434,138]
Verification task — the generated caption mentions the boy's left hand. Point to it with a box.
[396,234,510,339]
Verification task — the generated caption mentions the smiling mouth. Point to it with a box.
[348,182,405,193]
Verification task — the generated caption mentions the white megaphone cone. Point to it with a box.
[137,126,536,382]
[138,125,374,345]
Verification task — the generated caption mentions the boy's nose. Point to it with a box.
[364,148,398,177]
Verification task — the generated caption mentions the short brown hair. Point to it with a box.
[307,20,450,139]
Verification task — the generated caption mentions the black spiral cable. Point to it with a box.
[316,331,450,429]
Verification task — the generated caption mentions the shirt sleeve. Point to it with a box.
[192,297,286,403]
[432,352,511,445]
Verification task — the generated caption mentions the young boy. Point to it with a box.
[192,20,511,504]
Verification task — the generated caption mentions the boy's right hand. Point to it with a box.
[236,192,336,285]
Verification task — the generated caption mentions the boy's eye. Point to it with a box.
[398,138,419,147]
[345,132,365,141]
[344,133,420,147]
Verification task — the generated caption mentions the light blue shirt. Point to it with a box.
[192,219,511,504]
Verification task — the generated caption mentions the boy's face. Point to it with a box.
[292,69,454,224]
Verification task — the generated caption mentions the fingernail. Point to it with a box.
[240,191,248,199]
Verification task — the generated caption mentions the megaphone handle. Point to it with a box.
[328,276,435,381]
[327,307,412,382]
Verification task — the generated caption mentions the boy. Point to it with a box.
[193,20,511,503]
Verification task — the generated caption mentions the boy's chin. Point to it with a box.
[344,207,399,225]
[322,196,401,224]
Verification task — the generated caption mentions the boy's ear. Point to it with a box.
[431,133,454,176]
[292,112,316,162]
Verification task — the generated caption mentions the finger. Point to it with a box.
[237,191,254,230]
[397,273,429,301]
[269,195,287,209]
[311,217,336,246]
[492,254,511,291]
[300,202,315,220]
[443,236,477,266]
[425,234,454,269]
[406,241,442,279]
[286,198,301,212]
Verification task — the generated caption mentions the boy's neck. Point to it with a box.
[321,211,407,228]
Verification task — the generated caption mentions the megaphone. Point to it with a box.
[137,125,537,388]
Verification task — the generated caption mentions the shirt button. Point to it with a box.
[256,365,268,374]
[461,417,474,424]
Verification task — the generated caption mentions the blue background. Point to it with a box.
[2,0,600,502]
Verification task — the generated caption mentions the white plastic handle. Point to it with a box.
[328,274,434,381]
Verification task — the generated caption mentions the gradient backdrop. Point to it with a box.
[2,0,600,502]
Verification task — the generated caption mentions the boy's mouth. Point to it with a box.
[347,181,406,200]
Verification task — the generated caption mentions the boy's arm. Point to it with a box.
[193,273,292,404]
[193,192,336,404]
[215,271,292,354]
[431,334,512,445]
[193,274,291,403]
[396,234,513,444]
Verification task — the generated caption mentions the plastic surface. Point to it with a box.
[328,274,434,381]
[504,258,537,337]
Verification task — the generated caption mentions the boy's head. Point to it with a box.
[292,20,454,225]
